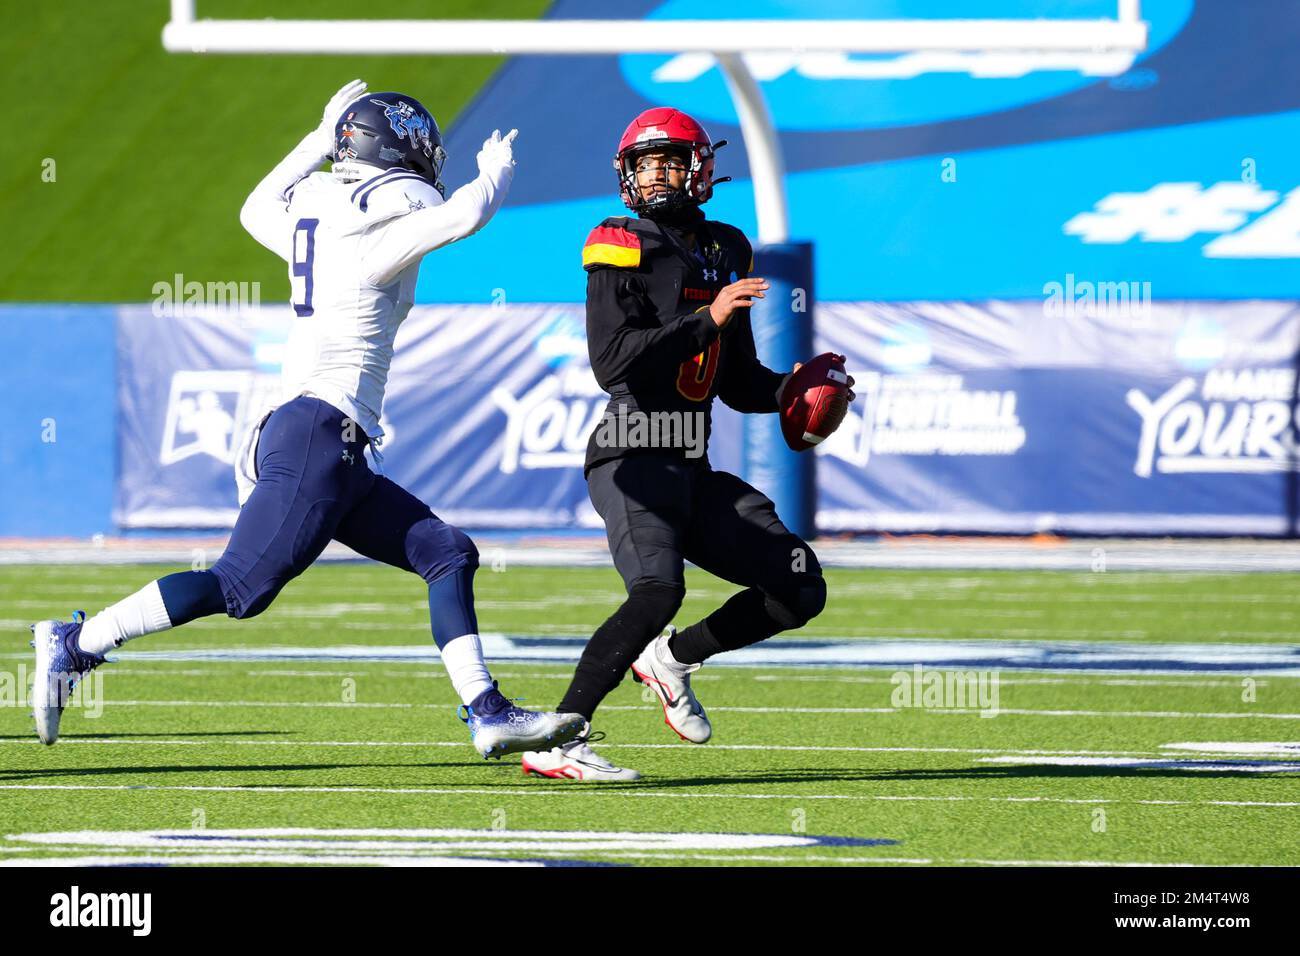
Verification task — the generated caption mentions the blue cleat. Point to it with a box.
[29,611,108,746]
[457,682,585,760]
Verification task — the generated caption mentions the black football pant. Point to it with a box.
[557,453,826,720]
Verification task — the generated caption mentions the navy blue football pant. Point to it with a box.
[205,396,478,642]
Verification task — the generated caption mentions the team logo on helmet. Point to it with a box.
[373,98,434,157]
[335,123,359,162]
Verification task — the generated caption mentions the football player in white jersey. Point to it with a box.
[29,80,584,758]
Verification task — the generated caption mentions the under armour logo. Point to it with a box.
[703,268,718,282]
[341,451,355,465]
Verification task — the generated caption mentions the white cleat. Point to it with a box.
[30,611,107,746]
[522,724,641,782]
[631,627,712,744]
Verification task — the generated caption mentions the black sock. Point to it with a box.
[668,588,784,665]
[558,583,681,720]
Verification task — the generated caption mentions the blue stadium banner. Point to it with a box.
[115,306,261,528]
[114,300,1300,536]
[814,301,1300,535]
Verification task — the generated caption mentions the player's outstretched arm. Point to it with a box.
[240,79,368,262]
[363,129,517,286]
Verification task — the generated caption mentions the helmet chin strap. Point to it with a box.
[639,198,705,227]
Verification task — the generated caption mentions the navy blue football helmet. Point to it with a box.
[334,93,448,196]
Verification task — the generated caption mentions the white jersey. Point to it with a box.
[239,130,512,442]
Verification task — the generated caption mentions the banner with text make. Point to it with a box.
[815,300,1300,535]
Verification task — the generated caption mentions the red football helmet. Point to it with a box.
[614,107,729,215]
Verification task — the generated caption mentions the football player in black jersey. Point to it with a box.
[522,108,849,781]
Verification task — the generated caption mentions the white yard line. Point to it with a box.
[1162,741,1300,756]
[4,637,1300,677]
[752,675,1277,687]
[0,784,1294,808]
[66,667,1281,687]
[0,738,1208,757]
[97,699,426,708]
[77,700,1300,719]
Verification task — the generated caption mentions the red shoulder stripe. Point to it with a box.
[584,225,640,250]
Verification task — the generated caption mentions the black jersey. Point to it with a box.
[581,214,784,473]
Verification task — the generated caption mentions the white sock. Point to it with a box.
[440,633,494,705]
[78,580,174,656]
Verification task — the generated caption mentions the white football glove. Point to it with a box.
[776,362,802,407]
[314,79,368,153]
[477,128,518,175]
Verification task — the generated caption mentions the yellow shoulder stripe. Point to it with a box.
[583,243,641,268]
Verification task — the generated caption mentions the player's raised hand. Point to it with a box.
[322,79,368,127]
[477,128,519,174]
[709,277,768,328]
[314,79,367,153]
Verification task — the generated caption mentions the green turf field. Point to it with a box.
[2,563,1297,866]
[0,0,545,303]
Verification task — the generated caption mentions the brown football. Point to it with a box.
[779,352,851,452]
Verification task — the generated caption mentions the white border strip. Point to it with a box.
[162,18,1148,56]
